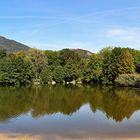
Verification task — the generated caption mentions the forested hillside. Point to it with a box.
[0,36,30,53]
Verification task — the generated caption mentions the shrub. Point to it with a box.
[115,74,140,87]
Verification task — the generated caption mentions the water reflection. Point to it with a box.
[0,85,140,123]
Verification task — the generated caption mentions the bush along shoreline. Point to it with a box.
[0,47,140,88]
[115,74,140,88]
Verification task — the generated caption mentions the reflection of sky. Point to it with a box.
[0,104,140,138]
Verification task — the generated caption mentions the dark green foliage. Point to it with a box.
[64,63,79,82]
[0,48,7,59]
[132,50,140,73]
[100,47,114,84]
[53,66,65,83]
[59,49,81,65]
[0,55,34,85]
[0,36,139,87]
[83,54,103,83]
[45,50,60,66]
[40,67,53,84]
[101,47,135,85]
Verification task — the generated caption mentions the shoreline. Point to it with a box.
[0,133,140,140]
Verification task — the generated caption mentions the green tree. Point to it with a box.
[0,55,34,85]
[28,49,48,79]
[132,50,140,73]
[64,62,79,82]
[59,49,81,65]
[83,54,103,83]
[45,50,60,66]
[53,66,64,83]
[40,67,53,84]
[116,48,135,74]
[100,47,114,84]
[101,47,135,84]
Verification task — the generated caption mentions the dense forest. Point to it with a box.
[0,46,140,87]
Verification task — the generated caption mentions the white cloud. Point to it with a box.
[106,27,140,50]
[107,28,139,41]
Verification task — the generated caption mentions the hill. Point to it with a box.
[0,36,30,53]
[71,49,93,58]
[0,36,93,57]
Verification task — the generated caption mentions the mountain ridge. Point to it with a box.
[0,36,93,58]
[0,36,30,53]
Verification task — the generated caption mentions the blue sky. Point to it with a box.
[0,0,140,52]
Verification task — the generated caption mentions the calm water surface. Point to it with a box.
[0,85,140,139]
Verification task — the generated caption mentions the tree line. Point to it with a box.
[0,47,140,87]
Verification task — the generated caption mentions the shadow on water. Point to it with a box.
[0,85,140,123]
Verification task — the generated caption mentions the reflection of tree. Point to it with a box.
[0,86,140,122]
[31,86,88,116]
[0,87,33,122]
[89,87,140,122]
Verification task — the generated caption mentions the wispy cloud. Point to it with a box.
[107,28,136,41]
[107,27,140,40]
[106,27,140,50]
[0,16,70,20]
[1,5,140,51]
[0,6,139,21]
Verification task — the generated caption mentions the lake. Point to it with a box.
[0,85,140,139]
